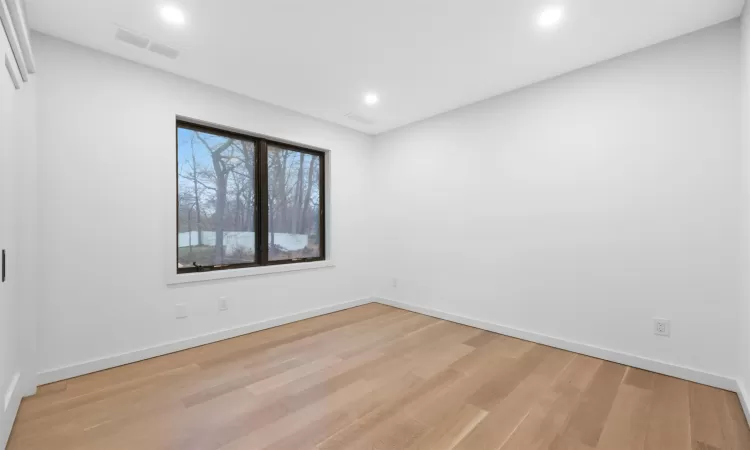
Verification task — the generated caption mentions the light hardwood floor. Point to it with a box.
[8,303,750,450]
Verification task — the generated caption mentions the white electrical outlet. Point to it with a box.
[392,278,398,288]
[218,297,229,311]
[175,304,188,319]
[654,319,670,337]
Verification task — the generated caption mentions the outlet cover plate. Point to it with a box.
[654,318,670,337]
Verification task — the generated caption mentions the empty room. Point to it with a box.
[2,0,750,448]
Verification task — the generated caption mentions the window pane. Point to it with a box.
[267,145,322,261]
[177,126,256,269]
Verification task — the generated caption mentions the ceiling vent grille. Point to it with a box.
[148,42,180,59]
[114,27,149,48]
[115,26,180,60]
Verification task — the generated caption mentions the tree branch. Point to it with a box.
[178,173,217,191]
[196,132,234,155]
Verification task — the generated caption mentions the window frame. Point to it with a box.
[176,119,326,275]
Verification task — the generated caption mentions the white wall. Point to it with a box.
[33,33,375,378]
[373,21,744,381]
[0,15,37,450]
[740,3,750,414]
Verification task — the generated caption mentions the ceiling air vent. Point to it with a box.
[148,42,180,59]
[115,27,149,49]
[345,113,374,125]
[114,26,180,60]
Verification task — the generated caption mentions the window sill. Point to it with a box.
[167,260,335,285]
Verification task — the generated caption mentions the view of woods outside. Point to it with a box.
[177,126,322,270]
[267,145,322,261]
[177,127,257,268]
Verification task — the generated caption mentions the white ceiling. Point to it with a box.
[26,0,744,134]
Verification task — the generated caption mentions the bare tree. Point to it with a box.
[195,133,235,264]
[300,156,318,234]
[240,141,255,232]
[231,170,244,230]
[291,153,306,234]
[178,144,211,246]
[190,148,204,245]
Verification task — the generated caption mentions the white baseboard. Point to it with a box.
[1,371,24,450]
[375,298,738,392]
[3,373,19,413]
[21,376,36,398]
[37,297,373,385]
[737,379,750,427]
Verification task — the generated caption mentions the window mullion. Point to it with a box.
[258,139,269,266]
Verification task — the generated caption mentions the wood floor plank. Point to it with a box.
[317,369,463,450]
[467,345,569,411]
[406,403,488,450]
[8,305,744,450]
[465,344,546,410]
[721,390,750,450]
[622,367,655,391]
[596,383,654,450]
[450,337,517,376]
[263,373,424,450]
[355,413,428,450]
[220,379,378,450]
[464,331,499,348]
[181,357,304,407]
[412,343,475,379]
[498,355,601,450]
[34,380,68,397]
[549,360,627,448]
[246,354,342,394]
[689,383,730,449]
[336,313,436,359]
[453,347,575,450]
[688,383,750,450]
[484,335,537,359]
[401,353,513,430]
[644,374,690,450]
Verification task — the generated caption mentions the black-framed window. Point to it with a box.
[176,120,325,274]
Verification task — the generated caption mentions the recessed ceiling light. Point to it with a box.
[364,92,379,106]
[538,6,563,28]
[160,5,185,25]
